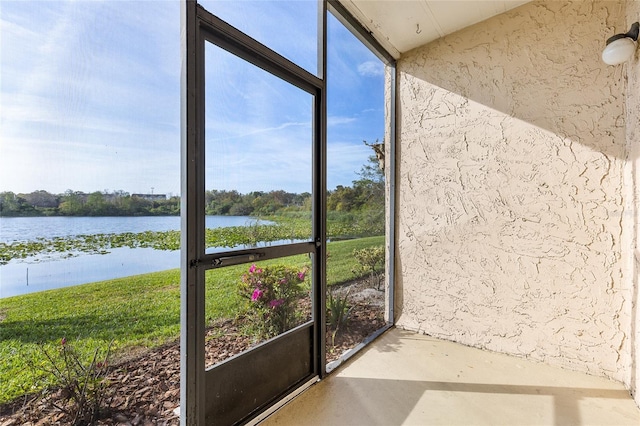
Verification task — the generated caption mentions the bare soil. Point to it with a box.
[0,279,385,426]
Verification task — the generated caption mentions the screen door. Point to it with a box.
[181,2,326,424]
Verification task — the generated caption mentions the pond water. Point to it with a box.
[0,215,263,299]
[0,247,180,298]
[0,215,259,243]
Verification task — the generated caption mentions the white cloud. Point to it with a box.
[208,121,310,142]
[357,60,384,77]
[328,116,356,126]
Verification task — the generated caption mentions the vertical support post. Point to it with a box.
[180,1,205,424]
[387,63,397,324]
[314,0,328,378]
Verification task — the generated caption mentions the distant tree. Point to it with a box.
[363,139,385,173]
[326,154,384,214]
[327,185,358,212]
[0,192,36,216]
[110,190,128,211]
[86,191,110,216]
[149,196,180,215]
[21,190,59,208]
[228,201,253,215]
[294,192,311,209]
[353,140,385,211]
[120,195,151,216]
[59,191,87,215]
[205,190,246,215]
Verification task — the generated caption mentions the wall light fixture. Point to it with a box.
[602,22,639,65]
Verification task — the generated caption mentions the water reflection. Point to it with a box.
[0,238,306,299]
[0,247,179,299]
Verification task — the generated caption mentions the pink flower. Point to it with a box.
[61,337,67,346]
[279,278,287,285]
[249,264,257,273]
[251,288,263,301]
[297,271,306,281]
[269,299,284,309]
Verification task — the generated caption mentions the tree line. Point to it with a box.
[1,152,384,218]
[204,152,384,217]
[0,190,180,217]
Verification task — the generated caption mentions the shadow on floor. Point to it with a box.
[292,376,632,425]
[262,329,640,426]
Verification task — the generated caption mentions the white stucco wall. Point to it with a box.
[395,0,636,386]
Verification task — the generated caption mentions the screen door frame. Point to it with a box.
[180,1,327,424]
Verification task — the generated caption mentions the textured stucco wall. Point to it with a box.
[395,0,634,384]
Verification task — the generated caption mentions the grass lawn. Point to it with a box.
[0,236,383,404]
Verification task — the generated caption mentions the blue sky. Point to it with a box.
[0,0,384,196]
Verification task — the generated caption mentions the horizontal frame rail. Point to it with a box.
[193,241,316,270]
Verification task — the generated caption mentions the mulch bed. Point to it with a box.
[0,280,385,426]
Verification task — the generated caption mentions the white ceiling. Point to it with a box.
[337,0,531,58]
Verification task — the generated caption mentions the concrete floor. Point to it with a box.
[261,328,640,426]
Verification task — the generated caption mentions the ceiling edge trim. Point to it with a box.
[334,0,402,60]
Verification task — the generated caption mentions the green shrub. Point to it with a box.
[327,289,352,347]
[352,245,385,290]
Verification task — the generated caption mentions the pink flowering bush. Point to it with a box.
[240,263,309,338]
